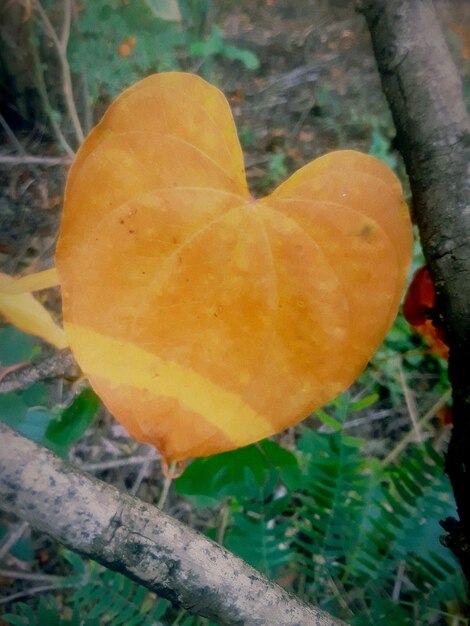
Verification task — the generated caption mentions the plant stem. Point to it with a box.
[29,21,75,157]
[381,386,452,469]
[34,0,84,146]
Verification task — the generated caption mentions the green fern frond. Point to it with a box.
[3,557,172,626]
[291,431,466,622]
[226,510,292,575]
[224,469,293,579]
[292,429,370,598]
[71,561,169,625]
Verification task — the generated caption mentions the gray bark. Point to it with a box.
[0,350,76,394]
[0,423,344,626]
[358,0,470,583]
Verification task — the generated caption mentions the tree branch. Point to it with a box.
[0,424,344,626]
[358,0,470,584]
[0,349,76,394]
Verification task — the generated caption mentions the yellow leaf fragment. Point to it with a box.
[0,268,60,295]
[0,272,67,349]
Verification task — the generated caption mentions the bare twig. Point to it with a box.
[33,0,84,145]
[80,454,157,473]
[391,560,406,602]
[397,358,422,443]
[129,449,158,496]
[0,569,63,583]
[0,521,29,562]
[0,584,68,606]
[0,154,72,166]
[0,349,76,394]
[216,501,230,545]
[381,389,452,468]
[157,462,177,510]
[0,424,344,626]
[0,113,27,155]
[28,17,75,157]
[60,0,71,48]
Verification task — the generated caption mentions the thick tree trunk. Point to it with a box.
[0,423,344,626]
[358,0,470,585]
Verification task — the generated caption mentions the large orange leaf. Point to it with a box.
[56,72,413,463]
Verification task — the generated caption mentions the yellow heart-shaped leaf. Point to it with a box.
[56,72,412,462]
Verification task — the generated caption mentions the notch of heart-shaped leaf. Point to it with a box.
[56,72,413,463]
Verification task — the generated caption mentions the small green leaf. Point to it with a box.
[46,388,99,447]
[153,598,172,618]
[0,395,68,454]
[0,325,39,366]
[18,408,62,452]
[98,5,113,20]
[189,26,223,57]
[176,440,296,503]
[6,603,37,625]
[342,434,365,448]
[61,549,87,579]
[38,597,58,626]
[350,393,379,412]
[315,408,342,431]
[3,616,30,626]
[222,44,259,70]
[0,393,28,428]
[21,383,49,407]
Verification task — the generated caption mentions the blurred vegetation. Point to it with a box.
[0,0,258,152]
[1,0,469,624]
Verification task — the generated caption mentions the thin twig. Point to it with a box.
[60,0,71,48]
[381,389,452,467]
[80,454,157,473]
[216,500,230,545]
[397,357,422,443]
[0,154,72,166]
[0,114,44,178]
[28,15,75,157]
[0,349,76,394]
[0,521,29,562]
[0,114,27,155]
[326,575,354,617]
[80,70,93,135]
[0,584,72,605]
[130,450,158,496]
[0,568,64,582]
[59,0,84,144]
[391,560,406,602]
[33,0,84,145]
[157,463,176,510]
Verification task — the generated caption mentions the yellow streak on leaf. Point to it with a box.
[65,322,273,444]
